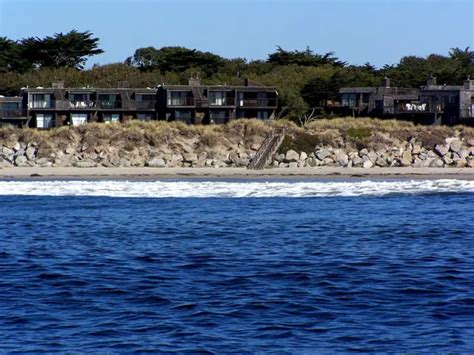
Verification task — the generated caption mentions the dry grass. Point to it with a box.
[1,118,472,153]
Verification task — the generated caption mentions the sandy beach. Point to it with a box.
[1,166,474,180]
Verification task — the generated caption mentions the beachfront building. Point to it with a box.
[339,77,474,125]
[0,96,29,127]
[23,82,157,129]
[157,78,278,124]
[8,79,278,128]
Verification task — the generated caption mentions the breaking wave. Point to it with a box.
[0,179,473,198]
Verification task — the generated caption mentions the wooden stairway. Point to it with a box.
[247,128,286,170]
[191,86,208,108]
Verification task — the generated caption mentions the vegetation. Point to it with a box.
[1,30,473,122]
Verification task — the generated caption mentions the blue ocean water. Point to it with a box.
[1,180,474,352]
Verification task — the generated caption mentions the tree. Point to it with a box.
[0,37,33,72]
[20,30,104,69]
[130,46,226,75]
[267,46,346,67]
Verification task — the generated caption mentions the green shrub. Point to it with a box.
[278,132,320,154]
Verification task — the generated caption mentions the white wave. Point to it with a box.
[0,179,473,198]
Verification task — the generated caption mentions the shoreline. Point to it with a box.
[1,167,474,181]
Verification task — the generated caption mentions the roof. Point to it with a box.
[339,87,377,94]
[0,96,22,102]
[159,84,278,92]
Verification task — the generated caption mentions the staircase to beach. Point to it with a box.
[191,86,208,108]
[247,128,286,170]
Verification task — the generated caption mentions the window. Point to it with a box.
[98,94,119,109]
[103,113,120,123]
[31,94,52,108]
[136,94,155,101]
[168,91,191,106]
[257,92,269,106]
[71,113,88,126]
[257,111,269,120]
[175,110,192,120]
[1,102,20,110]
[36,113,54,128]
[209,110,228,124]
[362,93,370,104]
[209,91,226,106]
[70,93,92,108]
[342,94,357,107]
[136,94,156,109]
[137,113,154,121]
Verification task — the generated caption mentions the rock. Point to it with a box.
[467,158,474,168]
[430,158,444,168]
[74,160,97,168]
[435,144,449,157]
[352,156,364,167]
[212,160,226,168]
[400,150,412,166]
[363,160,373,169]
[250,143,261,151]
[13,142,21,152]
[335,151,349,166]
[316,148,331,160]
[145,157,166,168]
[306,157,319,167]
[359,148,369,156]
[466,139,474,147]
[288,162,298,169]
[299,151,308,161]
[279,162,288,168]
[375,156,388,167]
[450,140,462,153]
[14,155,28,167]
[456,159,467,168]
[272,160,279,167]
[443,156,453,165]
[412,145,422,155]
[182,152,198,163]
[459,150,470,159]
[321,157,335,166]
[35,157,50,167]
[65,147,76,155]
[285,150,299,162]
[274,153,285,163]
[367,151,377,163]
[0,158,12,168]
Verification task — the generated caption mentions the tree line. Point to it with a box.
[1,30,473,120]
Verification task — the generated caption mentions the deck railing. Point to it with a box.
[0,109,28,117]
[238,98,277,107]
[135,101,156,110]
[168,97,195,107]
[97,100,122,109]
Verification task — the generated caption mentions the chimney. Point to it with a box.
[381,77,390,88]
[188,77,201,86]
[51,81,64,89]
[463,76,473,90]
[427,76,437,86]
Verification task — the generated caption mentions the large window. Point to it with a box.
[36,113,54,128]
[103,113,120,123]
[209,91,226,106]
[31,94,52,108]
[342,94,357,107]
[362,93,370,104]
[210,110,228,124]
[98,94,120,109]
[71,113,88,126]
[137,113,154,121]
[168,91,191,106]
[257,111,269,120]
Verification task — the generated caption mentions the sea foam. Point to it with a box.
[0,179,473,198]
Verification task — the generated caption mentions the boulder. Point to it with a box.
[412,145,422,155]
[430,158,444,168]
[466,139,474,147]
[352,156,364,167]
[316,148,331,161]
[335,151,349,166]
[400,150,413,166]
[467,158,474,168]
[306,157,319,167]
[182,152,198,163]
[435,144,449,157]
[0,158,12,168]
[285,150,299,162]
[299,151,308,161]
[450,140,462,153]
[288,162,298,169]
[35,157,50,167]
[375,156,388,167]
[14,155,28,167]
[145,157,166,168]
[363,160,373,169]
[321,157,335,166]
[367,151,378,163]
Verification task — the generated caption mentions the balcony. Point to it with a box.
[135,101,156,110]
[70,100,96,109]
[168,97,194,107]
[30,100,55,109]
[238,98,277,107]
[209,98,235,106]
[0,109,28,117]
[97,100,122,109]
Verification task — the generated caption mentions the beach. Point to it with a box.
[1,166,474,180]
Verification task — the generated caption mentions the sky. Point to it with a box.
[0,0,473,68]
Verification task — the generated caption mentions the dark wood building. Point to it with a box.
[340,77,474,125]
[157,78,278,124]
[0,96,29,127]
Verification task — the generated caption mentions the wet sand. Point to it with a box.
[1,167,474,180]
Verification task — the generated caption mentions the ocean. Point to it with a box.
[1,179,474,352]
